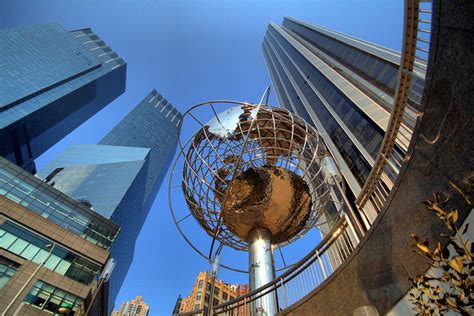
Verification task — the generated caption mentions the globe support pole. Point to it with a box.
[249,228,277,316]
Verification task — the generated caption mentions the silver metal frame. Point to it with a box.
[169,99,331,274]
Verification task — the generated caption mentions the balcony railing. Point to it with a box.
[355,0,433,223]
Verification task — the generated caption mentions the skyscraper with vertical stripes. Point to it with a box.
[38,90,182,311]
[262,17,426,228]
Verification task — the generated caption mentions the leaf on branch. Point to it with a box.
[449,257,463,274]
[465,241,471,258]
[450,180,472,205]
[417,242,430,254]
[446,297,457,308]
[459,290,465,301]
[447,209,459,224]
[431,203,447,216]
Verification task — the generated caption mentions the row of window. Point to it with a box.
[0,159,117,249]
[194,280,236,310]
[268,26,385,159]
[0,255,84,315]
[0,220,101,285]
[263,33,372,186]
[284,19,399,97]
[24,280,83,315]
[285,19,425,117]
[271,26,407,180]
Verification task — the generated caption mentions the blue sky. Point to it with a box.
[0,0,403,314]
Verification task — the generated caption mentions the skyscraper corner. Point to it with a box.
[0,23,126,173]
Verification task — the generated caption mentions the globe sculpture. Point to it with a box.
[170,98,331,315]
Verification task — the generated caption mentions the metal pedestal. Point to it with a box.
[249,228,277,316]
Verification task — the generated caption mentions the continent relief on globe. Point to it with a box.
[219,166,312,244]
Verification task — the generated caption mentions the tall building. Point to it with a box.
[38,90,181,311]
[172,295,183,315]
[178,271,249,314]
[262,17,426,227]
[0,23,126,173]
[111,296,150,316]
[0,157,119,315]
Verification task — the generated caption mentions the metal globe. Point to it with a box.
[180,102,330,250]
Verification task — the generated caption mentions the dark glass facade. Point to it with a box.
[38,144,150,219]
[283,19,400,97]
[0,23,126,173]
[38,90,181,310]
[99,89,181,214]
[282,18,426,113]
[262,18,425,204]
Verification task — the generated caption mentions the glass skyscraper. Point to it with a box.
[262,18,426,226]
[0,23,126,173]
[38,90,182,311]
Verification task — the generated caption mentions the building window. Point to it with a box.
[0,259,17,290]
[0,159,118,250]
[198,280,203,289]
[0,221,100,285]
[223,292,228,302]
[196,290,202,305]
[23,280,83,315]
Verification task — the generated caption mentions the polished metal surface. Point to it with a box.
[176,101,330,251]
[248,228,277,316]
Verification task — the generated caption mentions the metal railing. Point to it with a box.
[206,217,355,315]
[355,0,433,223]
